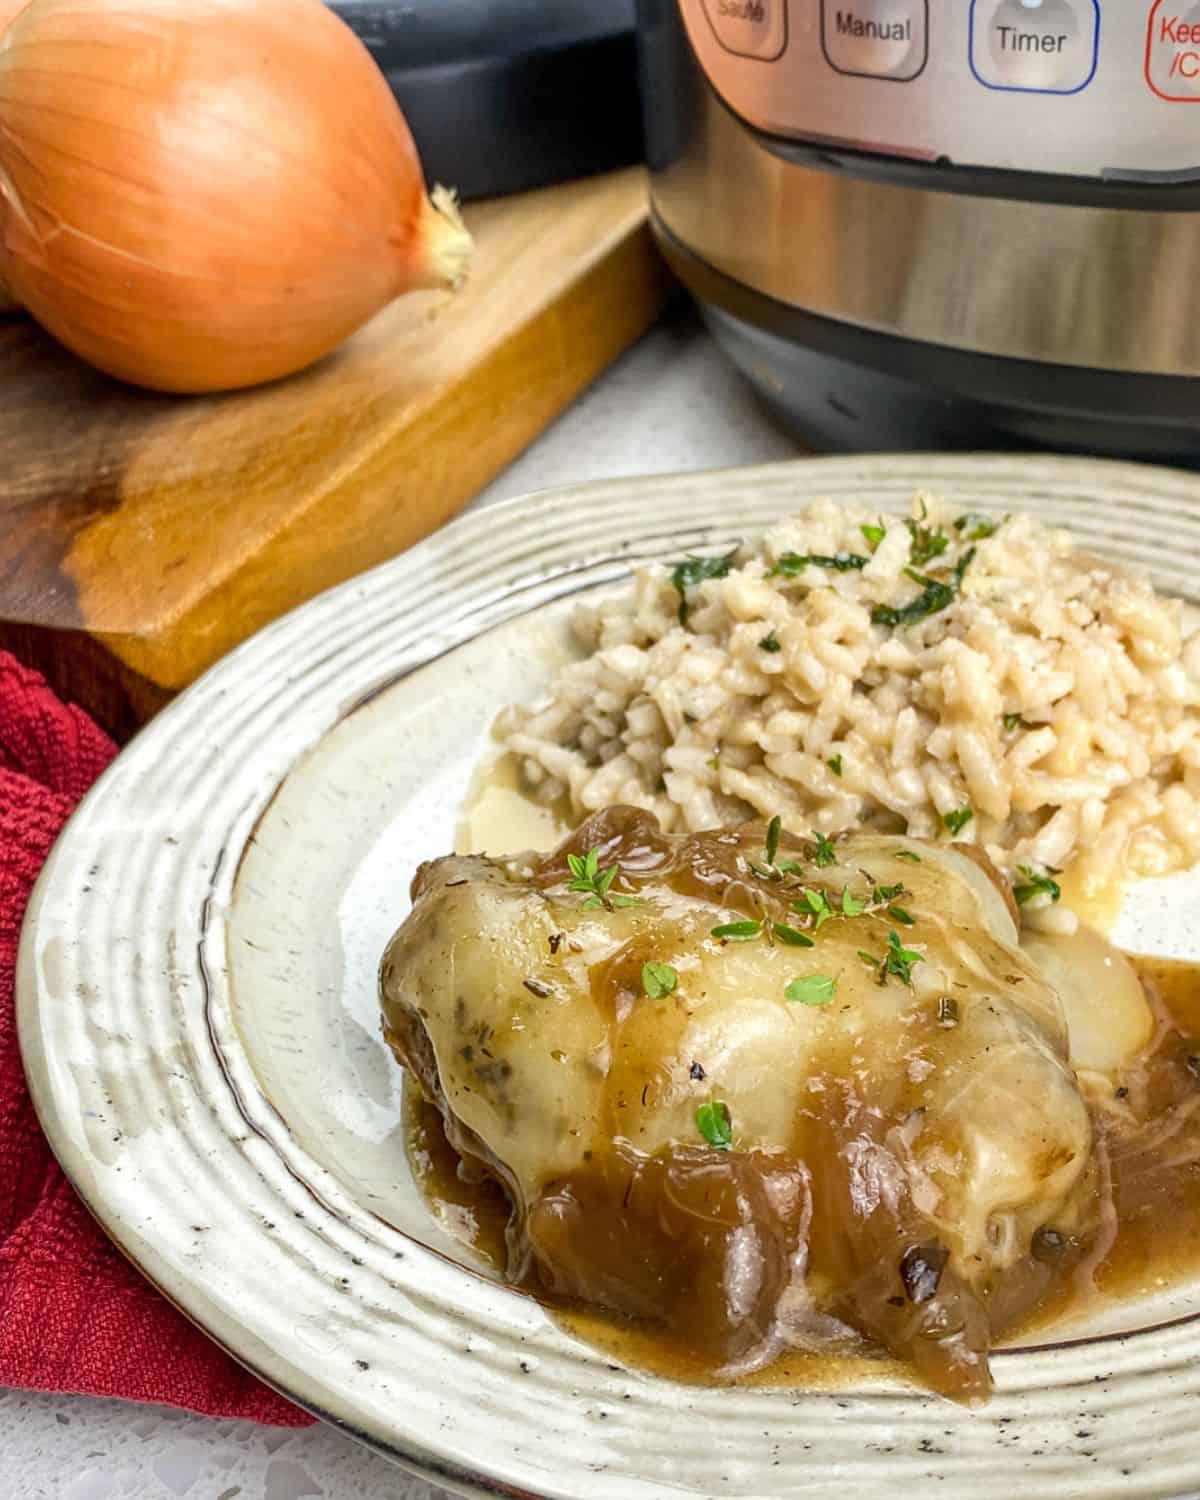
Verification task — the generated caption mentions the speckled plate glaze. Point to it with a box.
[17,455,1200,1500]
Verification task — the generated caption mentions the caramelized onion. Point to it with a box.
[0,0,472,391]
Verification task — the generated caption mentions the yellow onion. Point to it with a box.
[0,0,25,311]
[0,0,472,392]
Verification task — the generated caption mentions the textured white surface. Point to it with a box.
[4,309,795,1500]
[1,1390,440,1500]
[473,301,799,508]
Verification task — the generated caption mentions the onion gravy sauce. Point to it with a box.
[406,954,1200,1394]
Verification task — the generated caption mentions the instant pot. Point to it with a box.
[638,0,1200,457]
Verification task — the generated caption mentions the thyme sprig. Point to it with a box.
[859,929,924,988]
[566,848,642,911]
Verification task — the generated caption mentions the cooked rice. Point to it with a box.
[498,494,1200,928]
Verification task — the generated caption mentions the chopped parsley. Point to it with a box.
[894,849,922,863]
[827,754,843,777]
[671,546,739,625]
[811,831,837,867]
[906,517,949,568]
[872,882,904,903]
[759,630,782,653]
[696,1100,733,1150]
[888,905,916,926]
[765,815,782,867]
[567,848,641,910]
[711,919,763,942]
[841,887,867,917]
[786,974,837,1007]
[942,806,973,836]
[771,551,869,577]
[1003,712,1036,733]
[861,521,886,550]
[1013,865,1062,907]
[642,961,678,999]
[954,511,1000,542]
[871,547,976,630]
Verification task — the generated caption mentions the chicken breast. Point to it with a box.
[381,807,1099,1400]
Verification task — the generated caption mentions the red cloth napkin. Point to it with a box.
[0,651,313,1426]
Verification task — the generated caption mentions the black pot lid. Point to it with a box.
[329,0,643,200]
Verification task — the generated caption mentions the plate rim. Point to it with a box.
[18,451,1200,1500]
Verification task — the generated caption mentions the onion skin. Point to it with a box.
[0,0,26,310]
[0,0,472,392]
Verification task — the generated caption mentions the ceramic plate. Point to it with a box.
[18,455,1200,1500]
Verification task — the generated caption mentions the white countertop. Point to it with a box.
[5,307,799,1500]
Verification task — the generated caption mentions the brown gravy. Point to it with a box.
[407,954,1200,1390]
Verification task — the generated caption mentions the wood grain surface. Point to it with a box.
[0,167,669,741]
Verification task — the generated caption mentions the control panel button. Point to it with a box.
[1146,1,1200,99]
[821,1,929,81]
[969,0,1100,94]
[700,0,787,61]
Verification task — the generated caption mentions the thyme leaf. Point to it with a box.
[811,831,837,868]
[785,974,837,1007]
[642,961,678,999]
[696,1100,733,1149]
[711,919,764,942]
[859,929,924,987]
[884,929,923,987]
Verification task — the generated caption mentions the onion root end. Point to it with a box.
[417,185,473,292]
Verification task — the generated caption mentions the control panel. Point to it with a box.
[680,0,1200,179]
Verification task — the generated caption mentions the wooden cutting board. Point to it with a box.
[0,167,669,742]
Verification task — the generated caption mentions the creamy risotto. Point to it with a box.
[499,494,1200,930]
